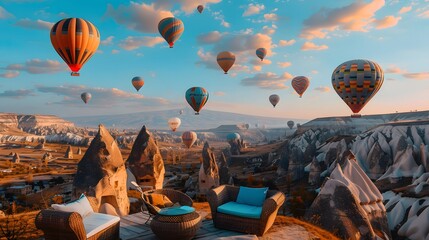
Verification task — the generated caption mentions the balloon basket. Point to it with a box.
[195,112,199,115]
[71,72,80,77]
[351,114,361,118]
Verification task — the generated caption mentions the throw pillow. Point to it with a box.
[51,194,94,218]
[148,193,174,208]
[236,186,268,207]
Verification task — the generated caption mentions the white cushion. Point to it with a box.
[51,194,94,218]
[83,212,120,238]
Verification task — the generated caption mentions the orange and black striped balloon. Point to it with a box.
[50,18,100,74]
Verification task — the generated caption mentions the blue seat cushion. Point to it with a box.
[217,201,262,219]
[236,186,268,206]
[158,206,195,216]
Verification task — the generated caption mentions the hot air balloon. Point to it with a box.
[185,87,209,115]
[50,18,100,76]
[158,17,184,48]
[269,94,280,107]
[197,5,204,13]
[182,131,197,149]
[332,59,384,118]
[226,133,240,142]
[168,117,181,132]
[81,92,91,104]
[292,76,310,98]
[131,76,144,91]
[256,48,267,61]
[217,51,235,74]
[287,120,294,129]
[179,109,184,115]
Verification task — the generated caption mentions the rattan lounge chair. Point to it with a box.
[207,185,285,236]
[35,196,120,240]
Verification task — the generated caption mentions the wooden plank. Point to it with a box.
[120,220,147,234]
[122,213,150,225]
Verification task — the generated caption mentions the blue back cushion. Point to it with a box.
[236,186,268,206]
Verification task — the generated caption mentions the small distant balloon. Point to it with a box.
[197,5,204,13]
[179,109,184,115]
[287,120,294,129]
[217,51,235,74]
[269,94,280,107]
[81,92,91,104]
[226,133,240,142]
[158,17,184,48]
[182,131,197,148]
[168,117,181,132]
[292,76,310,98]
[131,76,144,91]
[185,87,209,115]
[332,59,384,117]
[256,48,267,61]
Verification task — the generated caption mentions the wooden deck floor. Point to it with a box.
[120,211,254,240]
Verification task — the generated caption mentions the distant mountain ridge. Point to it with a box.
[67,109,306,130]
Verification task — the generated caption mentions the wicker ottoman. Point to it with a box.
[150,211,201,240]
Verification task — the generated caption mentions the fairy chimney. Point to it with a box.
[199,142,220,194]
[77,147,82,155]
[12,153,20,164]
[127,125,165,189]
[73,124,130,216]
[65,145,73,159]
[218,152,230,185]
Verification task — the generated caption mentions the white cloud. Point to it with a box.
[385,66,406,74]
[314,86,330,92]
[119,36,165,50]
[111,49,120,54]
[5,59,66,74]
[278,39,296,47]
[399,6,412,14]
[15,18,53,30]
[198,31,222,44]
[402,72,429,80]
[301,41,328,51]
[418,10,429,18]
[0,71,20,78]
[373,15,401,29]
[212,11,230,28]
[106,3,173,33]
[262,25,276,35]
[243,4,265,16]
[101,36,114,46]
[241,72,292,89]
[277,62,292,68]
[0,6,13,19]
[264,13,278,21]
[214,91,226,96]
[0,89,35,99]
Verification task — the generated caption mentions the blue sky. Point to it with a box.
[0,0,428,119]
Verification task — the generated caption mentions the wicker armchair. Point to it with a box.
[35,196,120,240]
[207,185,285,236]
[141,188,193,223]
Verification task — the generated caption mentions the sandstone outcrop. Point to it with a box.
[199,142,219,194]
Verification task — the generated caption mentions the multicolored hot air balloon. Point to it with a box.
[256,48,267,61]
[226,133,240,142]
[168,117,181,132]
[197,5,204,13]
[287,120,294,129]
[185,87,209,115]
[292,76,310,98]
[50,18,100,76]
[217,51,235,74]
[182,131,197,149]
[158,17,184,48]
[81,92,91,104]
[269,94,280,107]
[332,59,384,117]
[131,76,144,91]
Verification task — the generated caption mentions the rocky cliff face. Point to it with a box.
[127,125,165,189]
[17,114,74,129]
[306,153,390,240]
[73,124,129,216]
[199,142,219,194]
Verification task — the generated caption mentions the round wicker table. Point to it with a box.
[150,211,202,240]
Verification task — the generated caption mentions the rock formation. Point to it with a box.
[218,152,230,185]
[65,145,73,159]
[73,124,129,216]
[305,152,390,240]
[77,147,82,155]
[34,143,44,149]
[127,125,165,190]
[199,142,219,195]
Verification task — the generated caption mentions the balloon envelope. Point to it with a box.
[269,94,280,107]
[217,51,235,74]
[287,120,294,129]
[131,76,144,91]
[332,59,384,114]
[50,18,100,75]
[182,131,197,148]
[256,48,267,61]
[168,117,181,132]
[197,5,204,13]
[158,17,184,48]
[292,76,310,98]
[185,87,209,115]
[226,133,240,142]
[81,92,91,104]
